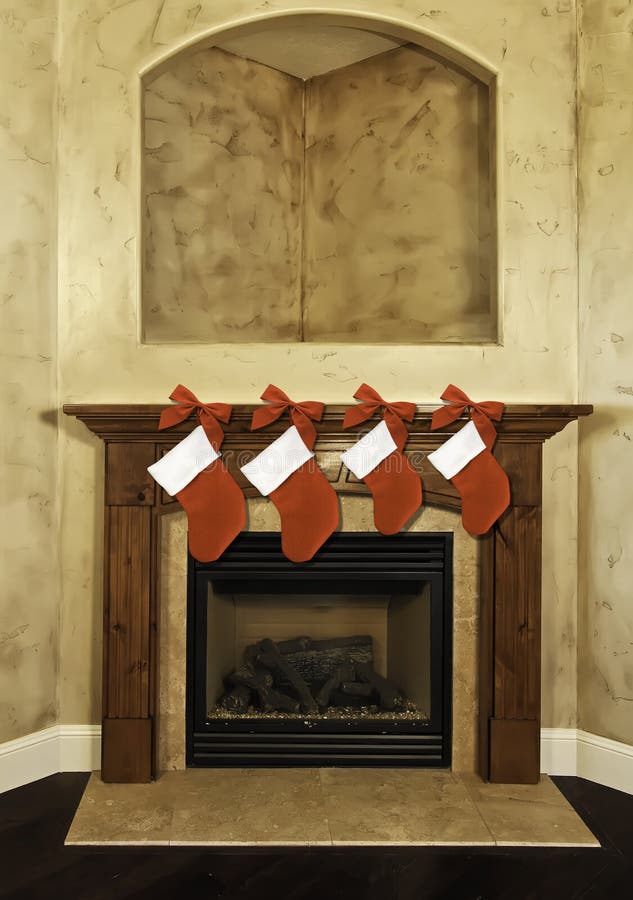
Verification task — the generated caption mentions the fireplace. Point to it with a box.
[186,532,452,767]
[64,401,591,783]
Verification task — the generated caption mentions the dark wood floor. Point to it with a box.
[0,774,631,900]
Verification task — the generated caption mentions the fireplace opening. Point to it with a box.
[186,532,452,767]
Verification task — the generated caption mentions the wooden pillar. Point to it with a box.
[101,442,159,782]
[479,443,543,783]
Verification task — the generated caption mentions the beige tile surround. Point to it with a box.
[160,498,479,774]
[66,771,599,848]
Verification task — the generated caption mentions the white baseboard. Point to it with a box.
[576,730,633,795]
[58,725,101,773]
[540,727,578,776]
[0,725,101,794]
[2,724,632,795]
[541,727,633,795]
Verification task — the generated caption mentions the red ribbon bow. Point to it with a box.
[251,385,324,449]
[343,383,416,450]
[431,384,504,447]
[159,384,232,450]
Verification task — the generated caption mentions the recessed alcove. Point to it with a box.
[204,589,432,717]
[141,20,498,344]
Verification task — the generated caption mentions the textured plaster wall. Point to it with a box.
[143,47,304,342]
[0,2,58,741]
[56,1,580,731]
[143,41,494,344]
[578,1,633,745]
[303,44,493,343]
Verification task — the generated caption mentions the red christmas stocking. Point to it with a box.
[240,385,339,562]
[428,384,510,535]
[341,384,423,535]
[147,385,246,562]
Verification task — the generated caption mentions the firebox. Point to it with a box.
[186,532,453,767]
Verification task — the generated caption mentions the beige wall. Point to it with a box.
[143,47,304,343]
[55,0,580,732]
[0,2,58,741]
[578,1,633,744]
[303,44,494,343]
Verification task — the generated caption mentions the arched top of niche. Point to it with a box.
[140,11,499,86]
[140,12,499,345]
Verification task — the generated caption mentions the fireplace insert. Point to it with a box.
[186,532,452,767]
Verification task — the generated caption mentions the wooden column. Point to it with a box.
[65,403,591,784]
[479,443,543,783]
[101,442,158,782]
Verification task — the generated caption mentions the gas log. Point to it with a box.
[219,684,251,713]
[218,635,404,715]
[282,635,373,684]
[246,638,318,713]
[354,660,403,711]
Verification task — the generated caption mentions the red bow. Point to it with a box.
[431,384,504,447]
[251,385,324,449]
[159,384,232,450]
[343,383,416,450]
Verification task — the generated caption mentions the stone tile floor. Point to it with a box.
[65,770,599,847]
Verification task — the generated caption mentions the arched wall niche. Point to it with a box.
[140,11,499,345]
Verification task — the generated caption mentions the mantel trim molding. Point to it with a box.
[64,403,591,443]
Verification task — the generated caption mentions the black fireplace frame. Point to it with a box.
[186,532,453,768]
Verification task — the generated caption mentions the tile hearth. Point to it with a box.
[65,771,598,848]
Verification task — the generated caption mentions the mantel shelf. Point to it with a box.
[64,403,592,443]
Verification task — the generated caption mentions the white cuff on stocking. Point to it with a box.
[427,420,486,480]
[240,425,313,496]
[340,420,397,480]
[147,425,220,496]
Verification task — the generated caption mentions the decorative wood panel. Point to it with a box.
[494,506,542,720]
[478,529,495,781]
[489,718,540,784]
[106,443,156,506]
[104,506,152,719]
[101,718,152,783]
[494,443,542,508]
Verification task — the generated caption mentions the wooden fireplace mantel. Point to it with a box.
[64,402,592,784]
